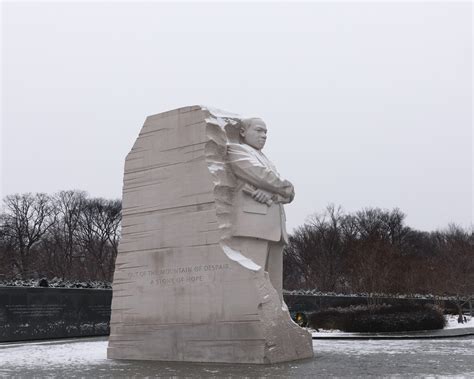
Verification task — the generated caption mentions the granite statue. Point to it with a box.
[107,106,313,364]
[227,117,294,301]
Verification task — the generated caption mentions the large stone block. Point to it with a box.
[107,106,313,363]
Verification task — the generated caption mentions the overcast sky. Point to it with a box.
[1,1,472,232]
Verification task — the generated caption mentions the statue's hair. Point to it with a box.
[240,117,264,132]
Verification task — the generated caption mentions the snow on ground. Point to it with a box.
[0,336,473,377]
[309,327,343,334]
[445,314,473,329]
[313,337,474,356]
[0,339,114,370]
[0,338,467,365]
[0,338,473,369]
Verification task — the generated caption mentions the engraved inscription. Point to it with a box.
[5,304,65,317]
[89,305,111,317]
[0,309,6,323]
[127,263,231,287]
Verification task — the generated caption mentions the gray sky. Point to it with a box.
[1,1,472,232]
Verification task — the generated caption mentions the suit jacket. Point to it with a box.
[227,142,289,243]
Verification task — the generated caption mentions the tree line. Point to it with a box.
[0,191,121,282]
[1,192,472,309]
[283,205,473,310]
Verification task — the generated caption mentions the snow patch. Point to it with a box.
[221,243,261,271]
[445,314,473,329]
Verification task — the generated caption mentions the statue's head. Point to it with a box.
[239,118,267,150]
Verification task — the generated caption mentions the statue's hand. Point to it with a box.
[278,195,293,204]
[288,187,295,202]
[252,189,273,205]
[281,180,295,201]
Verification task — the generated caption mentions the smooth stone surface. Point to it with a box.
[107,106,312,364]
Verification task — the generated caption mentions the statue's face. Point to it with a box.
[241,119,267,150]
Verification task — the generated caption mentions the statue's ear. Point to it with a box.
[239,127,246,138]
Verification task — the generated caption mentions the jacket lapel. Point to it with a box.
[242,144,280,176]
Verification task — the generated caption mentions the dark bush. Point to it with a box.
[308,303,446,332]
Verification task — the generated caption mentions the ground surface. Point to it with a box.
[0,336,473,378]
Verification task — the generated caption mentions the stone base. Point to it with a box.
[108,269,312,364]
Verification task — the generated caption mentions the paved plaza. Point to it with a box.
[1,336,473,377]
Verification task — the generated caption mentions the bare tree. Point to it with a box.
[39,190,87,279]
[284,205,353,292]
[284,225,318,289]
[284,206,414,298]
[434,225,474,322]
[78,197,121,281]
[345,239,395,305]
[2,193,56,278]
[306,205,348,292]
[0,213,15,278]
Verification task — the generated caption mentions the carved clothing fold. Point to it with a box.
[227,143,288,243]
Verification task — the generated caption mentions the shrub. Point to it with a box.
[308,303,446,332]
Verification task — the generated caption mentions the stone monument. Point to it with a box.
[107,106,313,364]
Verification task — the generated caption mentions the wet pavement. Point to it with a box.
[0,336,473,378]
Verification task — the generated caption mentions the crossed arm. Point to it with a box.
[227,143,294,204]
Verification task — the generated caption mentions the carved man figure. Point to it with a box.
[227,118,295,301]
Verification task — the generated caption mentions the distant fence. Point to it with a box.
[0,288,470,342]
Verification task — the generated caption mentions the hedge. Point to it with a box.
[308,303,446,333]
